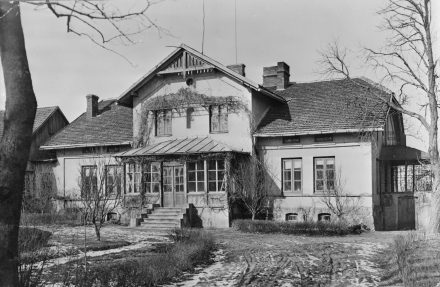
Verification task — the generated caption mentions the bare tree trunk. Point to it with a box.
[94,223,101,241]
[0,2,37,286]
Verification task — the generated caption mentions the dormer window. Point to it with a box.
[156,110,172,136]
[210,105,228,133]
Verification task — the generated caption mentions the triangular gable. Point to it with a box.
[118,44,285,106]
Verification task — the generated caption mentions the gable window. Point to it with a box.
[208,159,225,192]
[156,110,172,136]
[314,134,333,142]
[283,136,300,144]
[81,166,97,197]
[143,163,160,193]
[314,157,335,193]
[282,158,302,193]
[186,108,194,129]
[210,105,228,133]
[105,165,123,195]
[125,163,141,194]
[188,161,205,192]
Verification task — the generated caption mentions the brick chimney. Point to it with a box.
[227,64,246,76]
[86,94,99,118]
[263,62,290,90]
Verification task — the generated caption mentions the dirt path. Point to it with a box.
[173,229,399,287]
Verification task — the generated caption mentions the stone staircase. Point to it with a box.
[140,206,189,231]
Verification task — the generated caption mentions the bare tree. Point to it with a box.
[320,0,439,232]
[319,169,361,222]
[229,155,270,220]
[0,1,161,284]
[78,158,123,241]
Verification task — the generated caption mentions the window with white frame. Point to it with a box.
[125,163,141,194]
[210,105,228,133]
[105,165,123,195]
[142,163,161,193]
[208,159,225,192]
[156,110,172,136]
[282,158,302,193]
[81,165,97,197]
[188,161,205,192]
[314,157,335,192]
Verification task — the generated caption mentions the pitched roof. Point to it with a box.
[255,78,392,136]
[117,137,240,157]
[41,100,132,149]
[0,106,66,137]
[118,44,285,106]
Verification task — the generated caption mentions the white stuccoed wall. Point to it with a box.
[258,134,374,225]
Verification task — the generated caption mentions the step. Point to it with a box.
[141,223,180,229]
[152,210,186,215]
[147,214,182,219]
[143,218,181,224]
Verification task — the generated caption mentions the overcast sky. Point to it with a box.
[0,0,438,149]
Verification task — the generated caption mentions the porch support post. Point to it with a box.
[204,159,208,206]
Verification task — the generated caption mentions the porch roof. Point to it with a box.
[116,137,243,157]
[380,145,429,162]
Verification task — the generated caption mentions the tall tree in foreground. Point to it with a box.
[0,1,161,285]
[320,0,439,232]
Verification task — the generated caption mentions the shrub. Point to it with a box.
[18,227,52,253]
[232,219,361,236]
[52,229,215,286]
[21,210,82,226]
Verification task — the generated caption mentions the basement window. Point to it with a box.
[286,213,298,221]
[318,213,331,222]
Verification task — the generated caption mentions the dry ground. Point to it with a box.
[171,229,407,287]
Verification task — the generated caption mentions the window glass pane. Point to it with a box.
[208,182,216,192]
[284,160,292,170]
[217,160,225,171]
[316,180,324,190]
[316,170,324,180]
[284,181,292,192]
[197,171,204,181]
[208,160,216,170]
[208,171,217,181]
[294,181,301,192]
[188,171,196,181]
[293,170,301,181]
[197,182,205,192]
[188,182,196,192]
[293,159,301,168]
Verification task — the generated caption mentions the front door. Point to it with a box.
[162,165,186,207]
[398,196,415,230]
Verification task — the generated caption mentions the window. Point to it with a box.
[81,166,97,196]
[188,161,205,192]
[392,164,432,192]
[125,163,141,193]
[283,136,300,144]
[314,134,333,142]
[385,116,397,145]
[314,157,335,192]
[106,146,121,153]
[210,105,228,133]
[143,163,160,193]
[286,213,298,221]
[186,107,194,129]
[82,147,100,154]
[318,213,331,222]
[156,110,172,136]
[282,158,302,193]
[208,159,225,192]
[105,165,123,195]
